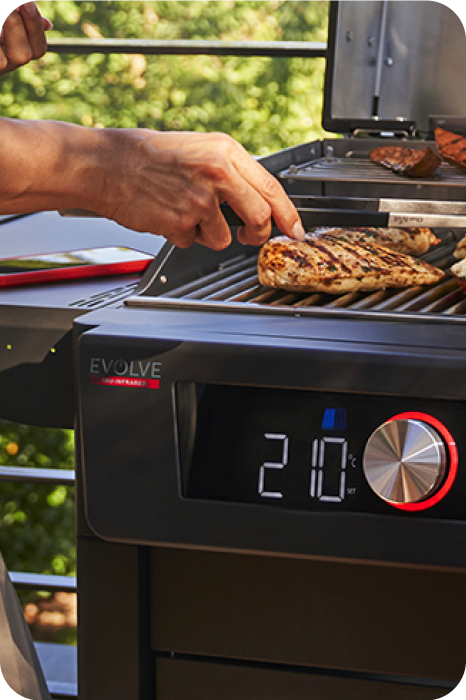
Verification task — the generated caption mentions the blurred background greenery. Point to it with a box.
[0,421,76,575]
[0,420,75,641]
[0,0,330,639]
[0,1,330,153]
[0,422,75,577]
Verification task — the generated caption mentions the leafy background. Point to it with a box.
[0,0,329,639]
[0,1,330,153]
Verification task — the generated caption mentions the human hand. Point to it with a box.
[97,130,305,250]
[0,3,52,76]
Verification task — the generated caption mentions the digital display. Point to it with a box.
[174,383,465,517]
[177,383,366,511]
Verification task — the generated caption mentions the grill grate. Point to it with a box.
[279,155,466,187]
[133,230,466,322]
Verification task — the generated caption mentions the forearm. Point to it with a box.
[0,120,304,248]
[0,117,107,214]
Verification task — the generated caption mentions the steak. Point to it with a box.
[435,127,466,172]
[369,145,441,177]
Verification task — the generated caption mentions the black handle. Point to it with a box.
[220,203,389,230]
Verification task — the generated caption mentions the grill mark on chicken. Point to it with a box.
[281,249,309,267]
[309,241,353,275]
[308,226,439,256]
[325,235,441,276]
[258,235,444,295]
[320,234,416,271]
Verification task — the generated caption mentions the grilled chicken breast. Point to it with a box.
[308,227,439,256]
[453,234,466,259]
[451,257,466,280]
[435,127,466,172]
[370,146,441,178]
[258,235,444,294]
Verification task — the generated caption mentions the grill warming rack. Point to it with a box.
[280,153,466,187]
[126,230,466,325]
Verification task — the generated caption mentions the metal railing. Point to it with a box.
[47,37,327,59]
[0,466,74,485]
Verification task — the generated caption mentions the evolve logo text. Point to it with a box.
[90,357,161,389]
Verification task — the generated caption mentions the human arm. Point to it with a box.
[0,118,305,249]
[0,3,53,76]
[0,4,303,249]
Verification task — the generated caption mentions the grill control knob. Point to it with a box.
[363,419,446,505]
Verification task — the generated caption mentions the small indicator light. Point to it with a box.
[322,408,347,430]
[50,348,56,354]
[6,345,12,351]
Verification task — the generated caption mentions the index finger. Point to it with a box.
[217,166,274,246]
[228,142,305,240]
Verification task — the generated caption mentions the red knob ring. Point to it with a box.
[386,412,458,512]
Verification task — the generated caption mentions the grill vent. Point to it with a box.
[69,282,139,309]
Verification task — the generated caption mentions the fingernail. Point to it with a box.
[43,16,54,30]
[291,220,306,241]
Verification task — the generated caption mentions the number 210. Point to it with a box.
[258,433,348,502]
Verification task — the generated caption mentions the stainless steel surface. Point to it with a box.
[334,196,466,227]
[290,196,466,216]
[379,199,466,215]
[387,213,466,229]
[330,1,466,133]
[373,0,388,111]
[363,419,446,504]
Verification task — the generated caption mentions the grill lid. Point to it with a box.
[323,1,466,135]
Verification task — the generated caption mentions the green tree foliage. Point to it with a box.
[0,1,330,154]
[0,422,75,579]
[0,422,75,636]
